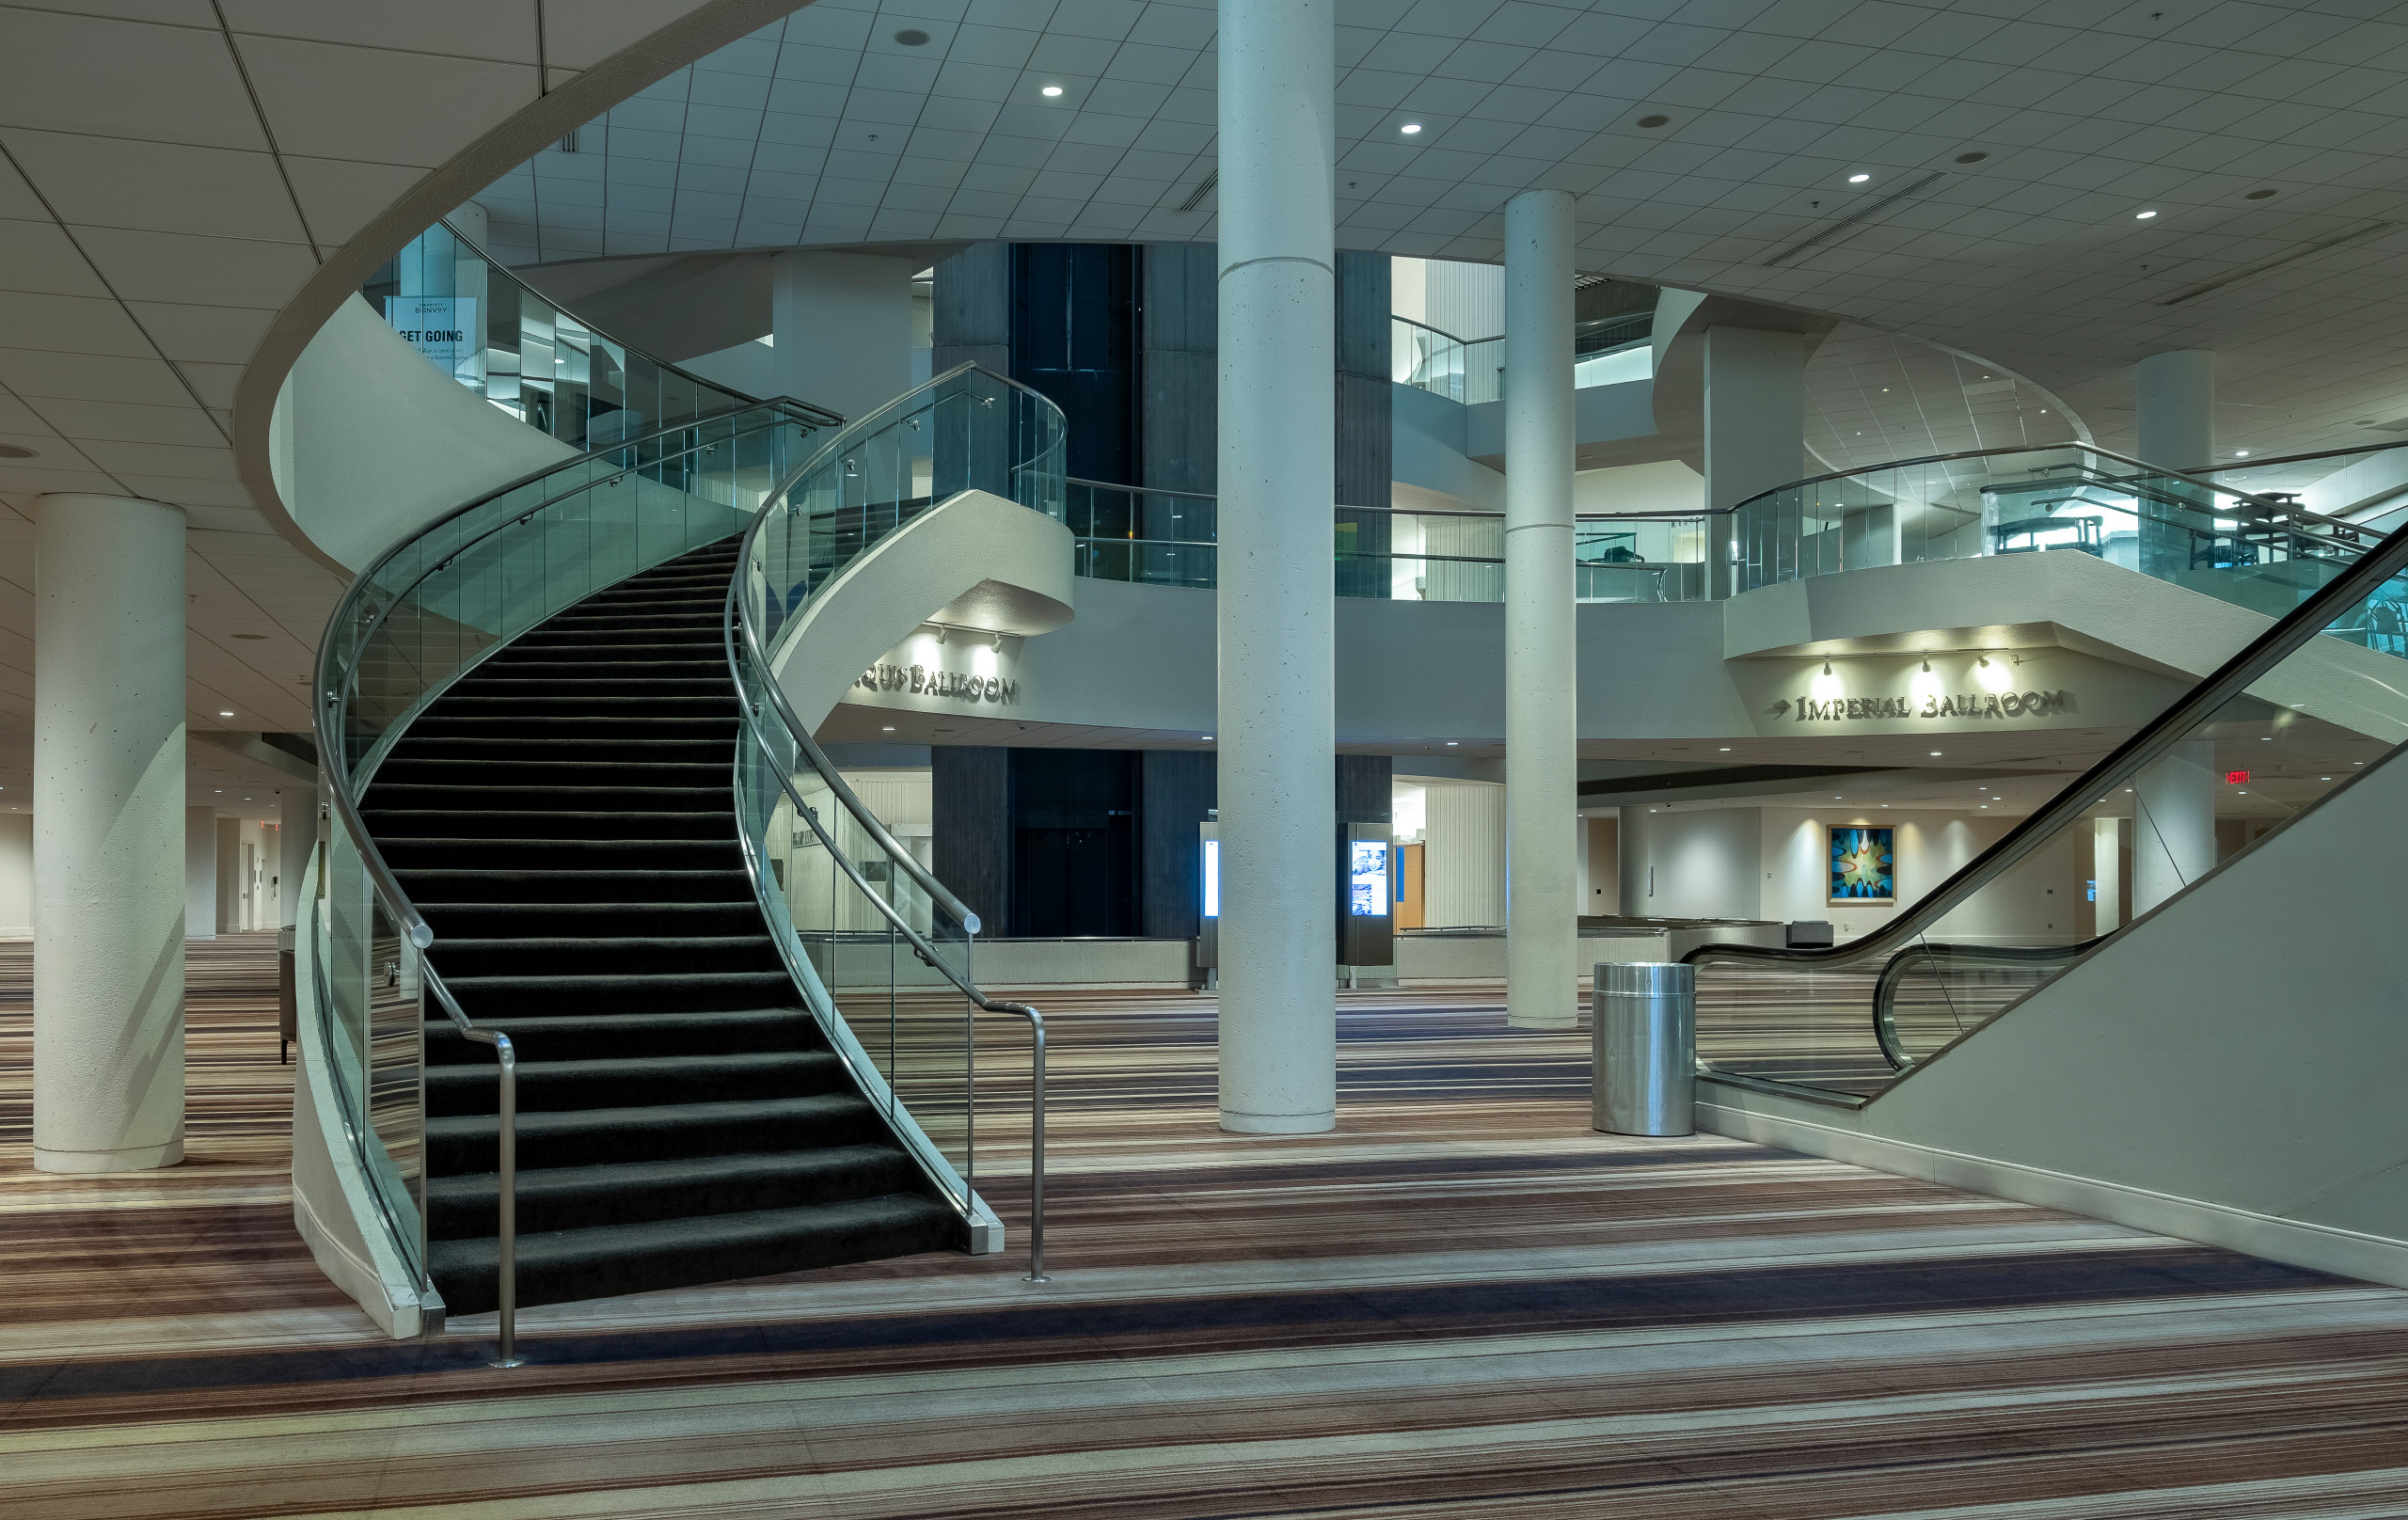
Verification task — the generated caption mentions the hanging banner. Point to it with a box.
[384,295,478,378]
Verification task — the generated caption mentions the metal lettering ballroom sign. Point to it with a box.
[854,661,1019,705]
[1775,688,2076,722]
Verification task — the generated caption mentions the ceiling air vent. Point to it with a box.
[1761,171,1944,268]
[2158,221,2392,307]
[1178,170,1217,213]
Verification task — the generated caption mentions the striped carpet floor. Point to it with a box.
[4,939,2407,1517]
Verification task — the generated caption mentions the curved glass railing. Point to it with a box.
[1067,483,1712,603]
[363,218,756,450]
[726,363,1063,1271]
[1689,513,2408,1100]
[306,398,836,1330]
[1390,312,1655,404]
[1731,442,2383,617]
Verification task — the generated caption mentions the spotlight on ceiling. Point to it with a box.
[1920,655,1930,672]
[2135,209,2159,219]
[1041,84,1064,97]
[1977,655,1989,668]
[1955,150,1989,164]
[893,28,930,45]
[1635,113,1670,128]
[2235,449,2251,457]
[1847,172,1871,183]
[1400,122,1421,134]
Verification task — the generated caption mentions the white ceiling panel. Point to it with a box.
[0,130,306,243]
[0,216,110,296]
[69,228,319,309]
[22,397,225,448]
[0,7,264,149]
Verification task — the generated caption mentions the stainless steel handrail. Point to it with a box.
[1870,940,2099,1071]
[735,705,1048,1282]
[420,961,522,1366]
[1685,513,2408,1078]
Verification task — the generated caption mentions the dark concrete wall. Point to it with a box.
[1139,749,1218,939]
[930,745,1009,933]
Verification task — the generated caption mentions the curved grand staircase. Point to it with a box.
[365,539,958,1314]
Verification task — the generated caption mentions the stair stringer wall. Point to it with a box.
[1700,745,2408,1287]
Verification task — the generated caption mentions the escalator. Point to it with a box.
[1687,501,2408,1103]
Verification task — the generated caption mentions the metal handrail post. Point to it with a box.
[986,1002,1048,1282]
[486,1031,521,1368]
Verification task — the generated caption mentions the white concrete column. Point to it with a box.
[2135,350,2214,471]
[2132,736,2216,917]
[279,784,320,929]
[2135,350,2215,580]
[1504,189,1578,1030]
[35,494,187,1173]
[1702,327,1807,597]
[1215,0,1336,1135]
[770,250,917,420]
[2093,815,2123,935]
[184,808,217,942]
[1617,805,1650,914]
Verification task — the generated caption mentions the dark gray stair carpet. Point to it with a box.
[362,538,958,1317]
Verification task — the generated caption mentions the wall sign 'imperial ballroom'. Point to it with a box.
[854,661,1019,705]
[1778,688,2076,722]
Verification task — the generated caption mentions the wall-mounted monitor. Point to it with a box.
[1349,839,1389,917]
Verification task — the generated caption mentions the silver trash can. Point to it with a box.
[1593,961,1695,1136]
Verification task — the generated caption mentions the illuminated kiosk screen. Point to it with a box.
[1202,840,1219,918]
[1349,840,1389,917]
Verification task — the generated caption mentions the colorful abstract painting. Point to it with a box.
[1830,826,1895,904]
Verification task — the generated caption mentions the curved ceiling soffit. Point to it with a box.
[230,0,816,576]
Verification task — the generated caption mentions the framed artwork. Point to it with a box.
[1830,826,1895,905]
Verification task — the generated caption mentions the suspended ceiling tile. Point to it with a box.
[69,227,318,309]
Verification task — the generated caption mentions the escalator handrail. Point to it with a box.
[724,360,1067,940]
[1870,938,2102,1071]
[313,402,832,951]
[1683,510,2408,982]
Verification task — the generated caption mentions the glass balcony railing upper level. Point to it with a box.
[1066,480,1710,604]
[1391,312,1654,405]
[1732,442,2395,623]
[362,218,770,451]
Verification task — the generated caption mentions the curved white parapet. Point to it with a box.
[772,488,1076,731]
[269,295,577,572]
[288,847,428,1338]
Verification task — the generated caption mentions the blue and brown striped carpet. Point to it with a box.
[5,937,2405,1516]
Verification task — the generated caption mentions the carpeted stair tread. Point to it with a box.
[424,1050,848,1116]
[417,902,768,938]
[439,969,800,1016]
[423,1146,922,1237]
[424,1093,891,1173]
[368,811,738,841]
[424,1007,822,1063]
[428,934,777,976]
[427,1192,961,1315]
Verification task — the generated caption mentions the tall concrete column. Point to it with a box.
[770,249,916,420]
[1702,327,1807,597]
[35,494,186,1173]
[2132,736,2216,917]
[1215,0,1336,1135]
[1503,189,1578,1030]
[2093,815,2123,935]
[278,785,320,930]
[185,808,217,942]
[2135,350,2215,580]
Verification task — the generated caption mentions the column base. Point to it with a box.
[1219,1110,1337,1135]
[34,1138,183,1174]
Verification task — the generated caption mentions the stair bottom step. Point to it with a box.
[429,1192,964,1315]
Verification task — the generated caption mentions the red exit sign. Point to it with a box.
[2226,769,2251,784]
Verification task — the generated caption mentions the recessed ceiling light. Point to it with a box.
[1930,751,1942,756]
[1955,150,1988,164]
[1401,122,1421,134]
[1202,735,1213,740]
[218,710,233,718]
[1446,740,1458,746]
[894,28,929,45]
[231,632,265,640]
[2135,209,2158,219]
[1848,172,1871,183]
[2235,450,2251,457]
[1041,85,1063,97]
[881,725,895,732]
[2245,188,2277,200]
[1635,114,1670,128]
[1719,746,1731,752]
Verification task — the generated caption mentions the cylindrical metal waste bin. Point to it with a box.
[1593,961,1695,1135]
